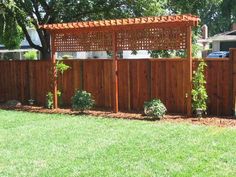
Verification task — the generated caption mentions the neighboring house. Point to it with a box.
[0,28,40,60]
[198,24,236,52]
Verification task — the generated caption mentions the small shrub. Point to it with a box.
[23,51,37,60]
[144,99,167,119]
[46,91,62,109]
[46,92,53,109]
[72,90,95,112]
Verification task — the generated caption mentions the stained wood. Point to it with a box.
[186,26,192,116]
[0,58,234,116]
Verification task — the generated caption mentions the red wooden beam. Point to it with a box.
[112,32,119,113]
[51,33,58,109]
[186,26,192,116]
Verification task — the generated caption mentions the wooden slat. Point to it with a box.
[0,58,233,116]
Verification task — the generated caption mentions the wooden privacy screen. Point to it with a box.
[54,27,187,52]
[54,32,113,51]
[40,14,199,113]
[0,58,232,116]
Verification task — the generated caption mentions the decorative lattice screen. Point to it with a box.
[54,32,113,51]
[54,27,187,52]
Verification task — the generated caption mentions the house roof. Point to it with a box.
[39,14,199,31]
[199,30,236,43]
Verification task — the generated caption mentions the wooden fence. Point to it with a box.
[195,58,232,115]
[0,56,235,116]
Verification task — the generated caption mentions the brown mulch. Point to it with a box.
[0,105,236,128]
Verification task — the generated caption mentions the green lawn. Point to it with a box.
[0,110,236,177]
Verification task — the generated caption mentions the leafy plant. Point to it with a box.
[23,51,37,60]
[144,99,167,119]
[47,61,70,109]
[192,59,208,112]
[72,90,95,112]
[56,61,70,75]
[46,92,53,109]
[46,91,63,109]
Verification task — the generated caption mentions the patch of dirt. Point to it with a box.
[0,105,236,128]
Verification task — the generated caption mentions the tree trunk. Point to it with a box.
[40,49,51,60]
[39,31,51,60]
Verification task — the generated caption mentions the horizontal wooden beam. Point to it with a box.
[47,22,193,34]
[194,58,229,61]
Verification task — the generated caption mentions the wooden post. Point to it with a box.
[230,48,236,116]
[51,33,58,109]
[186,26,192,117]
[112,32,118,113]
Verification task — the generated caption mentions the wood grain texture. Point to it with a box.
[0,58,233,115]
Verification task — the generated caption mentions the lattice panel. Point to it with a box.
[54,32,113,52]
[54,27,187,52]
[117,27,187,50]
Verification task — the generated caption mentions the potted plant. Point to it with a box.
[192,59,208,118]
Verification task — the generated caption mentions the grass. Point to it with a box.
[0,110,236,177]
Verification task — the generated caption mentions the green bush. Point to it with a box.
[144,99,167,119]
[23,51,37,60]
[72,90,95,112]
[46,92,53,109]
[192,59,208,112]
[46,91,63,109]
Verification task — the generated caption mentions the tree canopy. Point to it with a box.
[0,0,166,59]
[167,0,236,35]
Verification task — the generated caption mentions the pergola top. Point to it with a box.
[40,14,199,53]
[39,14,199,31]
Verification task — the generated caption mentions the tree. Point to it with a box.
[166,0,236,36]
[0,0,166,60]
[0,2,24,49]
[221,0,236,31]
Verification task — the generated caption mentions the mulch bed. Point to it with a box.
[0,105,236,128]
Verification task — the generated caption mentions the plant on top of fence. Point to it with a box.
[192,59,208,117]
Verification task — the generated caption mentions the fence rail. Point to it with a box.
[0,56,234,116]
